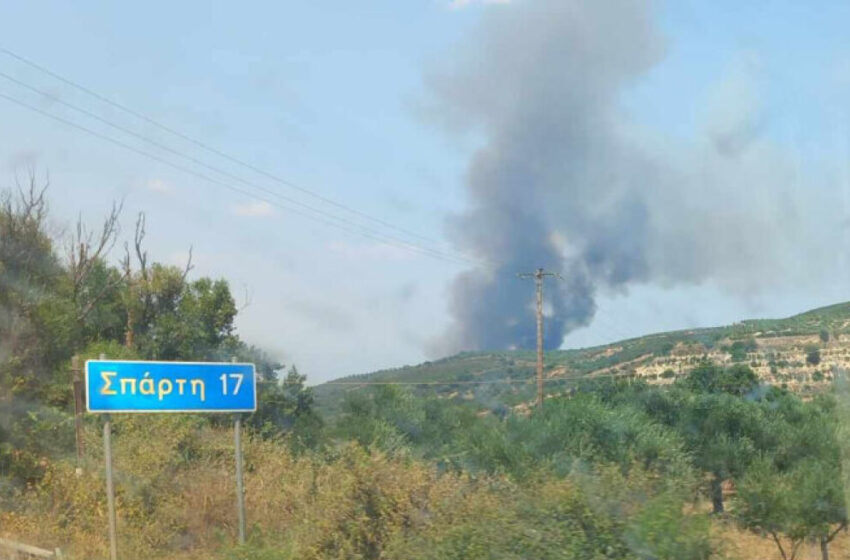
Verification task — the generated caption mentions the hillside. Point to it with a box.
[315,301,850,415]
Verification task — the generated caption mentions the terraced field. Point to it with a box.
[315,302,850,415]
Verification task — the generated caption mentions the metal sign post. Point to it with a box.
[98,354,118,560]
[231,357,247,545]
[234,414,246,544]
[103,413,118,560]
[85,358,257,553]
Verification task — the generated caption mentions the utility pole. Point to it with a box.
[71,355,85,473]
[519,268,562,408]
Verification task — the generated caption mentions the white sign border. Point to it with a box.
[84,359,258,414]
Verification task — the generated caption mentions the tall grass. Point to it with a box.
[1,413,715,559]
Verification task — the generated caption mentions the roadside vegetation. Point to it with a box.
[2,182,848,559]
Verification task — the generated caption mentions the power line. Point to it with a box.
[0,92,487,268]
[0,72,488,268]
[0,46,457,251]
[0,48,647,345]
[0,91,486,267]
[321,371,634,386]
[0,84,638,344]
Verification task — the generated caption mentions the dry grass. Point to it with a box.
[2,417,847,560]
[0,417,472,559]
[715,518,849,560]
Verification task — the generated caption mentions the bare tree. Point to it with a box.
[10,166,49,224]
[181,245,194,282]
[1,167,50,270]
[238,283,253,313]
[122,212,148,348]
[66,199,126,322]
[120,212,194,347]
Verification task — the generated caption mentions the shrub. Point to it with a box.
[684,361,758,396]
[806,346,821,366]
[727,338,757,362]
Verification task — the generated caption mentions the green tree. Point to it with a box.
[736,396,847,560]
[681,393,767,513]
[0,179,288,487]
[727,338,757,362]
[336,385,414,454]
[459,394,690,481]
[807,345,822,366]
[794,458,847,560]
[684,361,758,396]
[736,457,807,560]
[737,457,846,560]
[129,264,238,361]
[0,178,78,482]
[250,363,324,450]
[0,179,75,400]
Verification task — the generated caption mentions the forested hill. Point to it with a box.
[314,301,850,416]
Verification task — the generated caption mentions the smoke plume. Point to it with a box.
[429,1,827,354]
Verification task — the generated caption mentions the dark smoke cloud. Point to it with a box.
[428,0,829,355]
[428,1,662,353]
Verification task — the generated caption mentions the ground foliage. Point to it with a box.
[0,179,318,490]
[1,182,848,559]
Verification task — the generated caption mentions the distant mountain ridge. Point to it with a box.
[314,301,850,416]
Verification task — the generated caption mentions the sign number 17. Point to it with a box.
[220,373,245,396]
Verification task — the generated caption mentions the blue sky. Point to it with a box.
[1,1,850,382]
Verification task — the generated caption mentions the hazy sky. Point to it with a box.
[2,1,850,383]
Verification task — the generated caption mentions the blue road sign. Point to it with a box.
[86,360,257,413]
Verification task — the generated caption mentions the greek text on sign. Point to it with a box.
[86,360,257,413]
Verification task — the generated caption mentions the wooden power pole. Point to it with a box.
[71,355,85,469]
[519,268,562,408]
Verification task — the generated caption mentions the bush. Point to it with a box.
[806,346,821,366]
[684,361,758,396]
[657,342,675,356]
[462,394,691,480]
[727,338,757,362]
[387,467,713,560]
[1,418,716,560]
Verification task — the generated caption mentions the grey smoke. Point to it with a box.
[428,0,834,354]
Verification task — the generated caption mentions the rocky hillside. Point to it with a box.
[315,302,850,415]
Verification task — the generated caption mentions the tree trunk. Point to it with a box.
[820,536,829,560]
[711,474,724,514]
[125,301,134,348]
[124,317,134,347]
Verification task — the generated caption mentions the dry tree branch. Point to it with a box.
[67,199,123,293]
[67,199,126,321]
[3,167,50,280]
[133,212,148,280]
[238,284,253,313]
[9,166,48,226]
[180,245,194,282]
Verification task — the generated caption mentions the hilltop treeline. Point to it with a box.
[1,180,849,559]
